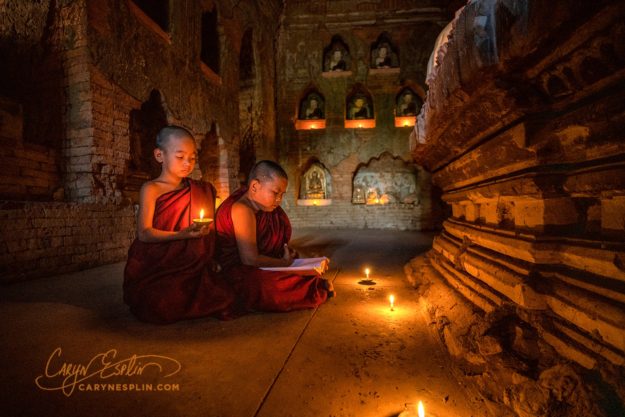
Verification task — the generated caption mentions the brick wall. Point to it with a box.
[0,201,135,283]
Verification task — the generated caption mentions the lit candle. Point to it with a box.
[418,401,424,417]
[311,124,316,129]
[389,294,395,311]
[193,209,213,227]
[365,268,370,279]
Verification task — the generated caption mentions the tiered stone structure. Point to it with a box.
[0,0,282,281]
[406,1,625,416]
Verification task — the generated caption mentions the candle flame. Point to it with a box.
[389,294,395,310]
[418,401,424,417]
[199,209,204,220]
[365,268,370,278]
[311,124,316,129]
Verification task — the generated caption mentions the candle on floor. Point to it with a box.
[398,401,425,417]
[389,294,395,311]
[193,209,213,227]
[365,268,370,279]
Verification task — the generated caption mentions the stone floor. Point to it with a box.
[0,229,488,417]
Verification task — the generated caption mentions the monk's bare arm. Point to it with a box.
[137,182,207,243]
[232,202,293,267]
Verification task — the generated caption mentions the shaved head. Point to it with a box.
[156,125,194,150]
[248,160,288,185]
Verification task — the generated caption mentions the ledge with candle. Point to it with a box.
[192,209,213,228]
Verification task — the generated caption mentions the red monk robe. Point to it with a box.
[124,179,237,324]
[215,187,328,312]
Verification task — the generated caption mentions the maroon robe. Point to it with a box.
[215,187,328,312]
[124,179,237,324]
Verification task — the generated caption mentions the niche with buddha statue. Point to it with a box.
[295,88,326,130]
[394,86,423,127]
[322,35,351,77]
[370,33,399,72]
[352,153,418,205]
[297,161,332,206]
[345,85,375,129]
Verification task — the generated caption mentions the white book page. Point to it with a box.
[260,257,329,273]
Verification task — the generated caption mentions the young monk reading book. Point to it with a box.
[124,125,237,324]
[215,160,333,312]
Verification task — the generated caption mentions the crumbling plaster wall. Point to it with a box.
[406,1,625,416]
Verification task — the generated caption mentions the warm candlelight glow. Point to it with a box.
[199,209,205,220]
[418,401,424,417]
[394,116,416,127]
[389,294,395,311]
[365,268,370,279]
[312,200,319,206]
[295,119,326,130]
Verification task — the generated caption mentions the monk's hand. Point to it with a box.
[180,224,209,239]
[282,244,295,266]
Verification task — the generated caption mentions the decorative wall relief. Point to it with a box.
[322,35,351,74]
[370,33,399,69]
[297,162,332,206]
[352,153,418,205]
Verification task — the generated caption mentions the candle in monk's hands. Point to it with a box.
[365,268,370,279]
[389,294,395,311]
[193,209,213,227]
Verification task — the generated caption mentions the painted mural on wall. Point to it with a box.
[352,153,418,205]
[298,92,325,120]
[396,88,422,116]
[323,36,350,72]
[299,162,331,200]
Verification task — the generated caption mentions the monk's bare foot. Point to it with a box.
[323,278,336,298]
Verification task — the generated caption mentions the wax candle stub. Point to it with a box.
[389,294,395,311]
[200,209,204,220]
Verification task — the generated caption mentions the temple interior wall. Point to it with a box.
[406,1,625,415]
[276,1,449,230]
[0,0,282,281]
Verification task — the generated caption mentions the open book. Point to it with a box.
[260,257,330,276]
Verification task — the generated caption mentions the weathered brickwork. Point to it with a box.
[407,1,625,416]
[0,0,283,280]
[0,201,135,283]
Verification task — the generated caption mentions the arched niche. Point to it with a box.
[295,88,325,130]
[345,85,375,128]
[297,161,332,206]
[322,35,351,75]
[124,89,168,202]
[370,32,400,70]
[352,153,418,205]
[394,86,423,127]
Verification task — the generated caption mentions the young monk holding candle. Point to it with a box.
[124,125,237,324]
[215,160,333,312]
